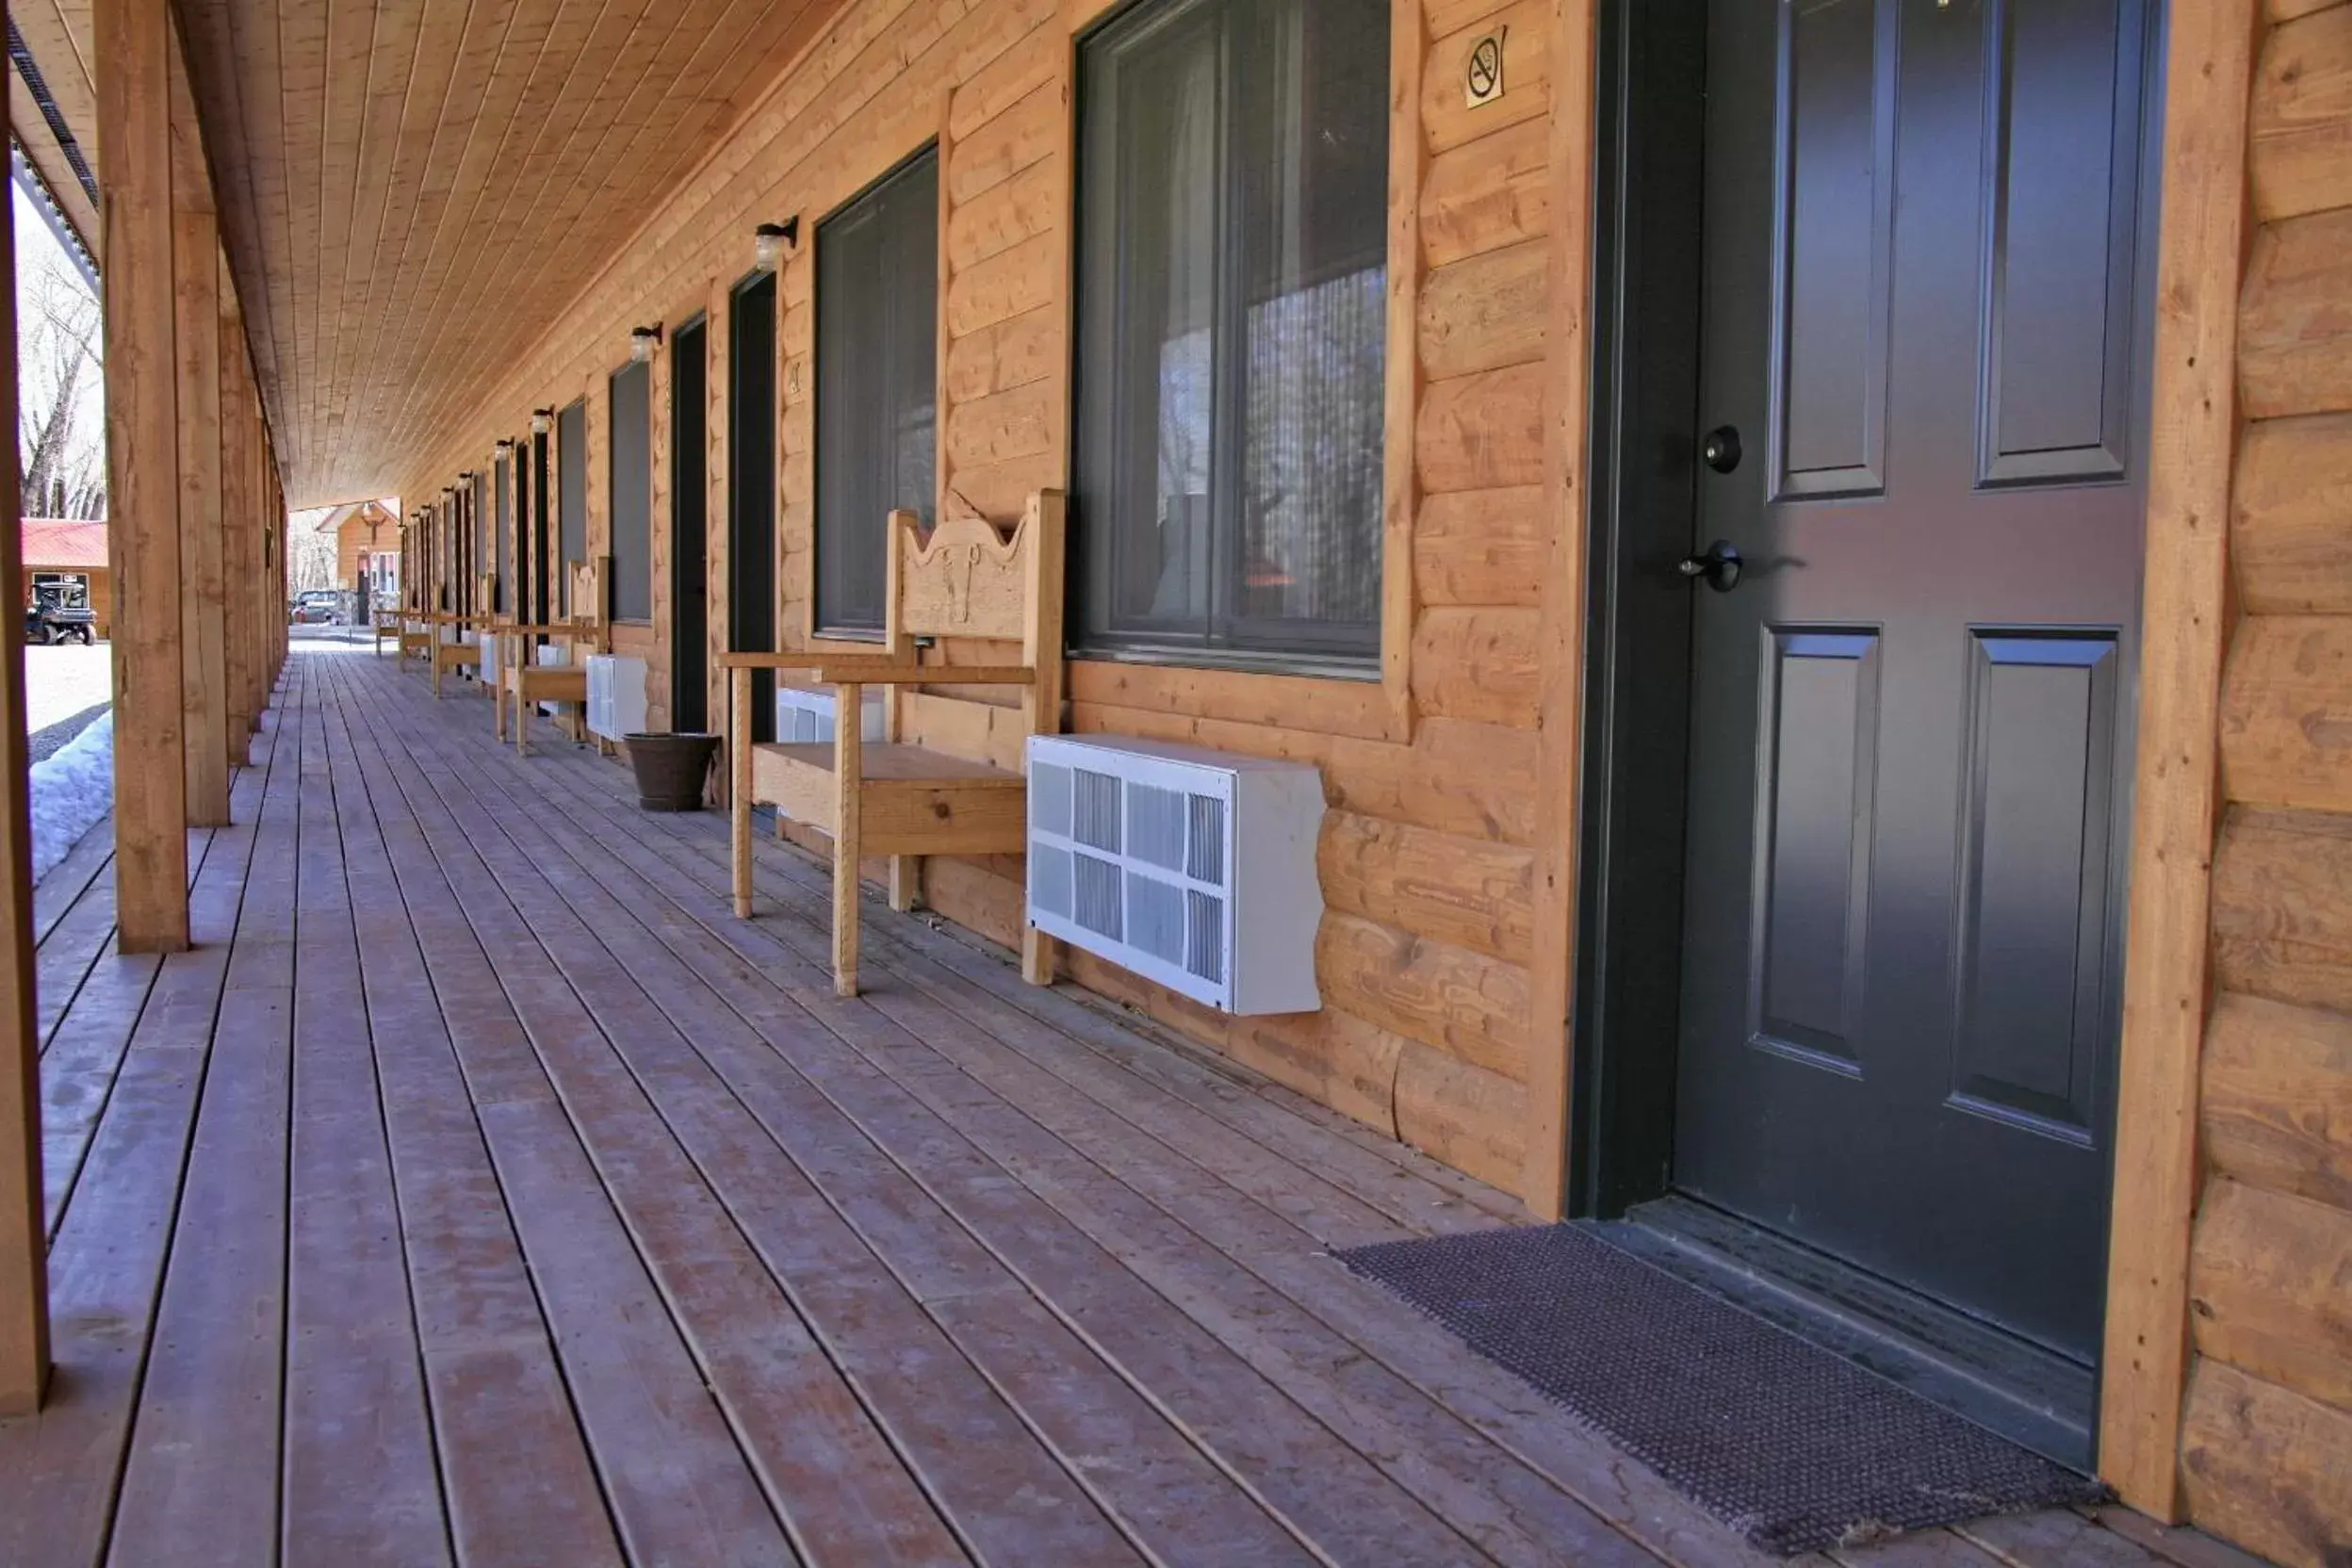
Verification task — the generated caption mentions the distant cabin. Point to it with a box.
[22,518,110,639]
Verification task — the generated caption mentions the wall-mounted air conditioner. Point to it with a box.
[585,654,648,741]
[1025,735,1324,1016]
[533,643,569,716]
[775,684,886,745]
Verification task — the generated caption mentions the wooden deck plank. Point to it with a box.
[0,706,276,1568]
[359,675,1534,1568]
[412,682,1769,1568]
[344,659,1322,1568]
[281,673,450,1566]
[316,693,624,1568]
[31,821,114,949]
[332,663,1010,1566]
[390,653,2024,1568]
[105,660,303,1568]
[334,693,796,1565]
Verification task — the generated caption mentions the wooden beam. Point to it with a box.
[100,0,191,953]
[220,282,255,767]
[1521,0,1601,1219]
[2099,0,2262,1519]
[0,96,48,1415]
[177,204,230,827]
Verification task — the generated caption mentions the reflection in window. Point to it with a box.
[1075,0,1387,663]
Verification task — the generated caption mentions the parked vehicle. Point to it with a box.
[289,589,341,625]
[24,581,97,645]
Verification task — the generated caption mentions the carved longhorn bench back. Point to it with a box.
[726,490,1067,997]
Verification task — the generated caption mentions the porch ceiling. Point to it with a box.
[20,0,848,508]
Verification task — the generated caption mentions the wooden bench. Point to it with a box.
[398,614,433,665]
[429,612,486,697]
[723,489,1066,997]
[495,562,605,755]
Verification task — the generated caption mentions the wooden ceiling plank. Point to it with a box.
[304,0,388,479]
[381,0,792,452]
[400,0,1032,482]
[377,0,665,457]
[384,0,924,461]
[347,0,571,488]
[317,0,499,491]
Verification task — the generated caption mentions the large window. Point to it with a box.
[1074,0,1389,665]
[814,146,939,636]
[610,360,653,621]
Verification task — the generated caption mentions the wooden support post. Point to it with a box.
[175,207,228,827]
[220,308,253,770]
[833,683,862,997]
[0,119,47,1415]
[730,668,754,917]
[100,0,190,954]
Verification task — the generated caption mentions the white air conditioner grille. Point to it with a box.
[1127,873,1186,967]
[1073,769,1120,852]
[1073,853,1121,940]
[1025,735,1323,1015]
[1187,890,1226,985]
[1126,783,1187,874]
[1031,762,1071,837]
[1031,842,1073,920]
[1187,795,1226,886]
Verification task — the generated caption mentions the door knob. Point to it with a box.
[1679,539,1743,593]
[1702,426,1743,473]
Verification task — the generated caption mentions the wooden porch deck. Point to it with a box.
[0,645,2250,1568]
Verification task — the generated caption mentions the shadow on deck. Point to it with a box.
[0,645,2246,1568]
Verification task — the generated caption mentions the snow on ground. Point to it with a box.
[24,643,114,731]
[29,710,113,885]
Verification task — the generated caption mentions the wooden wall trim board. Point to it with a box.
[1520,0,1599,1219]
[0,98,45,1415]
[1382,0,1428,741]
[2097,0,2262,1520]
[100,0,191,955]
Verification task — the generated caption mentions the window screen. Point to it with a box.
[558,400,588,614]
[1074,0,1388,664]
[815,146,939,636]
[610,360,653,620]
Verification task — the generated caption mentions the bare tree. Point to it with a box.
[18,240,104,519]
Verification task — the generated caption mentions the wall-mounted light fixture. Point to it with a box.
[531,407,553,435]
[630,324,663,364]
[753,217,799,270]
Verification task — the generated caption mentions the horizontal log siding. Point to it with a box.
[2184,2,2352,1560]
[398,0,1576,1194]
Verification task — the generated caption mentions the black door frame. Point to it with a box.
[672,312,710,734]
[729,270,779,743]
[1569,0,1709,1220]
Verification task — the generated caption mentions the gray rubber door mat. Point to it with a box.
[1338,1223,2105,1555]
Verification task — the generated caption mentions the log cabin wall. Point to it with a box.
[398,0,1578,1195]
[2178,1,2352,1560]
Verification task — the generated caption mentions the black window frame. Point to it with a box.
[609,358,654,622]
[812,142,941,640]
[1070,0,1392,673]
[557,399,589,617]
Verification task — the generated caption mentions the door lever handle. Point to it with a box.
[1678,539,1744,593]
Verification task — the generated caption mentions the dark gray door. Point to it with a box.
[1675,0,2149,1361]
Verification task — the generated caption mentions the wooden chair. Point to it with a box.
[724,489,1066,997]
[372,608,402,656]
[496,561,605,755]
